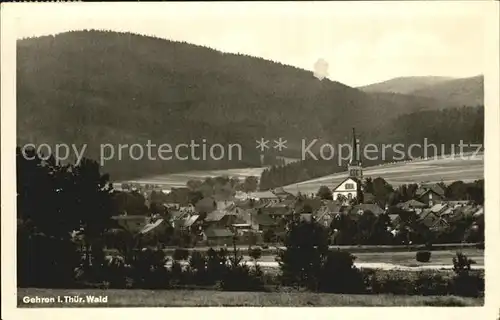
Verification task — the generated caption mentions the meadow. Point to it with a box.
[283,154,484,195]
[247,248,484,267]
[17,288,483,307]
[117,153,483,193]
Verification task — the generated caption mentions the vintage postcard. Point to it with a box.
[1,1,499,319]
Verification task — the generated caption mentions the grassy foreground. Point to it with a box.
[18,288,483,307]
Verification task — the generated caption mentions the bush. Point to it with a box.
[96,255,129,289]
[169,261,183,285]
[451,252,484,297]
[317,250,365,294]
[452,252,473,276]
[205,248,229,284]
[452,272,484,297]
[370,271,417,295]
[128,248,169,289]
[173,248,190,261]
[414,271,450,296]
[249,247,262,261]
[186,251,207,285]
[17,231,81,288]
[220,263,266,291]
[416,250,431,262]
[278,220,329,289]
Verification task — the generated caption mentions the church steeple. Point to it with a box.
[348,128,363,180]
[350,128,359,165]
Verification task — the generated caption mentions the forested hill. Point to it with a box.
[18,30,471,181]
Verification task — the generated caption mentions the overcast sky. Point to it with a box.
[11,2,487,87]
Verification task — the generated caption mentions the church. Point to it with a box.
[332,128,364,204]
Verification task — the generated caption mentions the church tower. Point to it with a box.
[348,128,363,180]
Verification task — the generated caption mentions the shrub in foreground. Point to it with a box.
[452,252,484,297]
[416,250,431,262]
[249,247,263,261]
[128,248,169,289]
[173,248,190,261]
[452,252,473,275]
[318,250,365,294]
[414,271,450,296]
[17,232,81,288]
[370,271,418,295]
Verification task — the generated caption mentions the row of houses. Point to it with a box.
[110,188,483,246]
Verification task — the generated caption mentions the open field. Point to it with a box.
[104,245,483,271]
[163,248,484,272]
[153,243,482,255]
[283,153,484,194]
[17,288,483,307]
[245,249,483,271]
[116,167,267,189]
[115,153,483,192]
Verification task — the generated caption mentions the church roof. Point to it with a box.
[350,127,361,164]
[331,176,362,192]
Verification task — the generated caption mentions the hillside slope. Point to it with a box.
[17,30,464,181]
[359,76,483,107]
[410,75,483,107]
[358,76,455,94]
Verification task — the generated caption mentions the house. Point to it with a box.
[332,177,362,204]
[314,201,346,227]
[415,183,445,206]
[163,203,180,211]
[258,201,294,218]
[215,200,235,211]
[397,199,427,213]
[179,214,202,233]
[294,198,322,214]
[420,210,450,231]
[139,217,169,238]
[272,187,296,200]
[250,212,277,231]
[234,198,256,210]
[202,227,234,246]
[332,128,364,204]
[473,207,484,217]
[299,214,313,222]
[231,223,253,235]
[111,215,148,234]
[349,203,385,216]
[203,210,238,228]
[250,190,280,203]
[234,191,250,201]
[428,203,448,215]
[168,210,190,227]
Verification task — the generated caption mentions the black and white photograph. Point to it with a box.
[1,1,499,315]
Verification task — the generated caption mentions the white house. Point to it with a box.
[331,128,363,204]
[332,177,362,204]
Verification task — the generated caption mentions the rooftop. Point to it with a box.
[204,227,234,238]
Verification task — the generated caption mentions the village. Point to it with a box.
[11,3,493,307]
[108,130,484,251]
